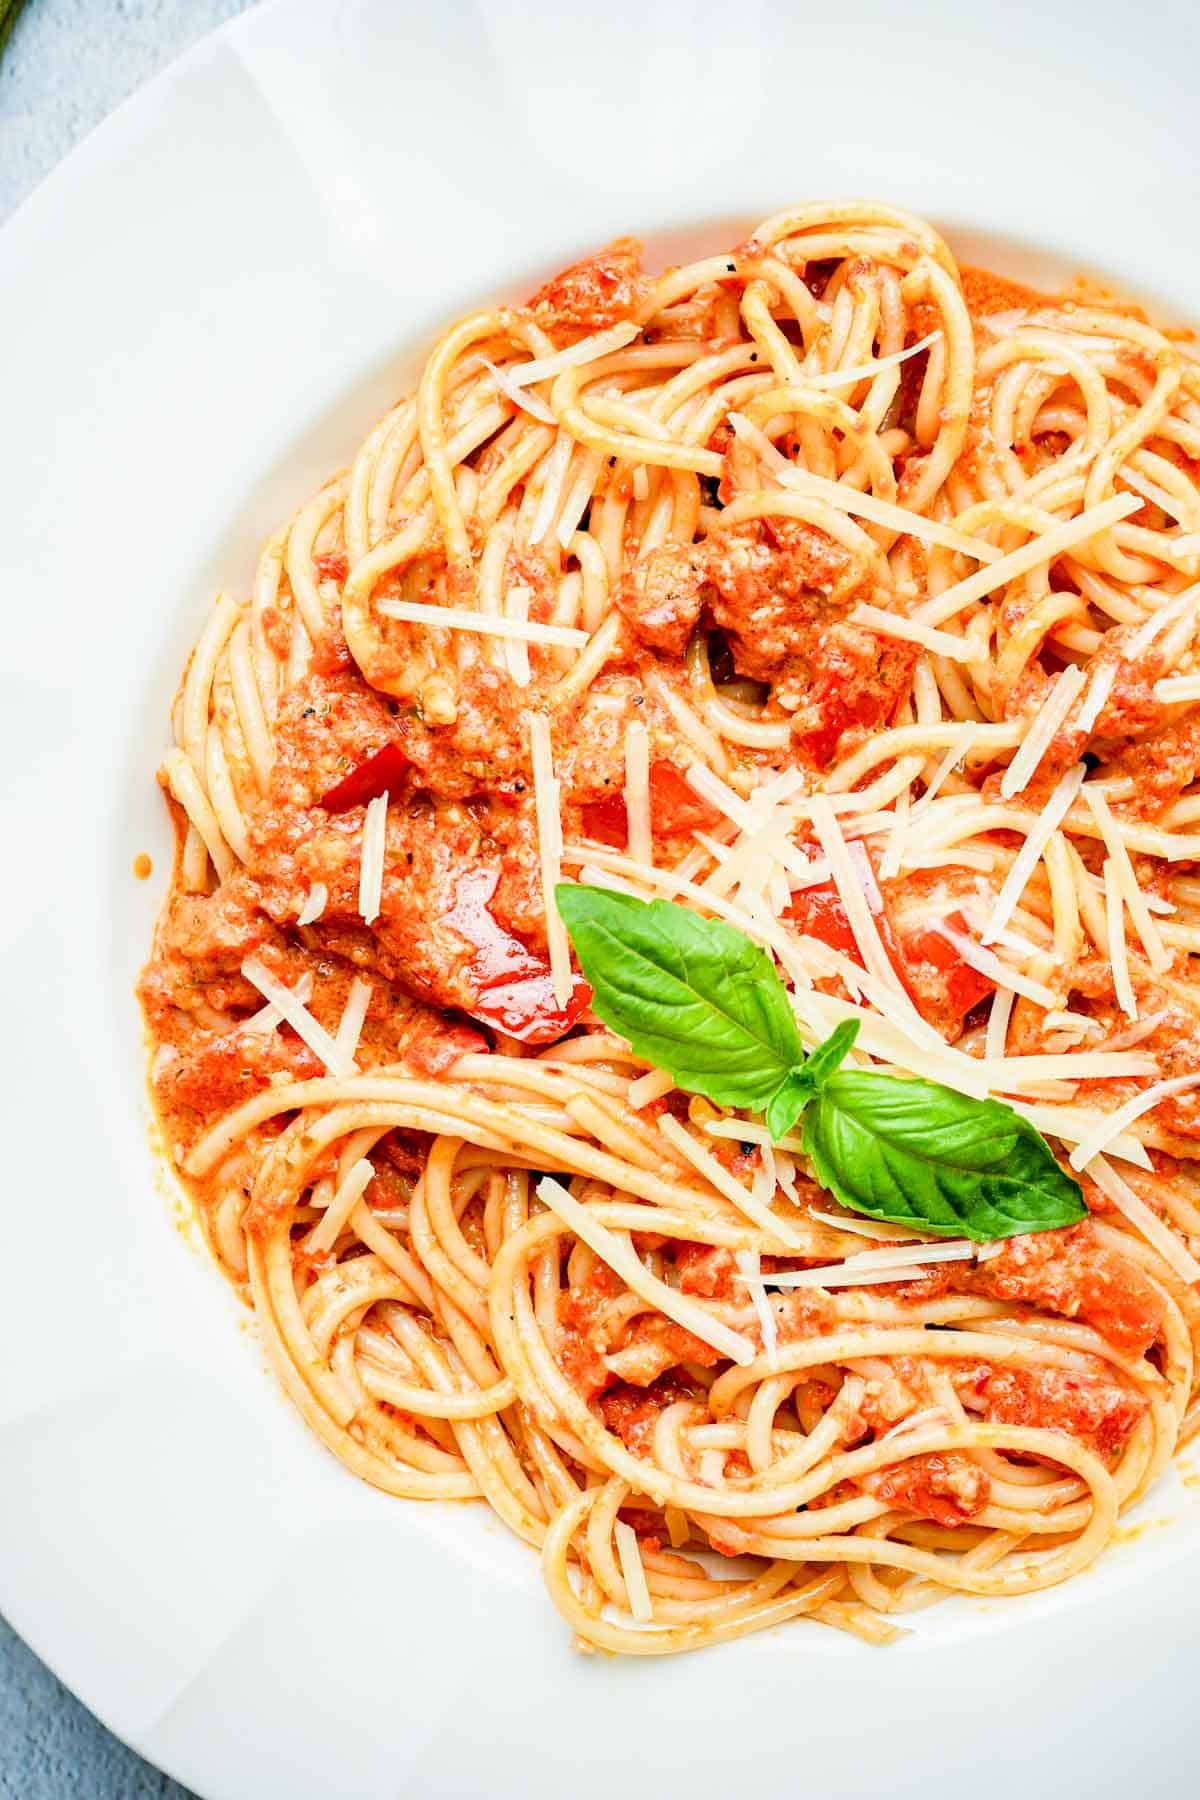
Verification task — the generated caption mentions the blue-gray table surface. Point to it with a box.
[1,12,252,1792]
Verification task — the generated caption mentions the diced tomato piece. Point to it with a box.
[892,911,994,1032]
[787,886,992,1036]
[445,867,591,1045]
[580,760,721,847]
[319,741,410,813]
[784,880,861,959]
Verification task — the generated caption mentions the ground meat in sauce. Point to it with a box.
[527,237,646,344]
[864,1452,991,1526]
[958,1222,1164,1358]
[953,1362,1147,1459]
[617,520,915,766]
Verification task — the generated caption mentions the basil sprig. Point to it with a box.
[556,885,1085,1242]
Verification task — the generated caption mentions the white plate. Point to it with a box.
[2,2,1198,1795]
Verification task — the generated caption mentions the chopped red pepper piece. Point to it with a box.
[785,882,993,1034]
[445,867,591,1045]
[580,760,722,847]
[784,881,863,960]
[319,742,410,813]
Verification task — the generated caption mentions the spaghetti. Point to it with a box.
[141,203,1200,1655]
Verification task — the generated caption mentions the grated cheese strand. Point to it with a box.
[627,1067,674,1109]
[983,763,1085,944]
[528,713,573,1007]
[1084,786,1170,974]
[1102,860,1136,1020]
[999,665,1087,800]
[1154,675,1200,704]
[358,790,389,925]
[335,977,373,1065]
[506,320,641,388]
[850,603,986,664]
[1068,1073,1200,1171]
[916,493,1142,627]
[657,1114,806,1251]
[241,957,357,1077]
[243,971,314,1037]
[296,883,328,927]
[535,1177,756,1365]
[808,796,911,1002]
[933,923,1057,1008]
[1086,1155,1200,1285]
[736,1249,779,1370]
[479,355,556,424]
[624,721,652,866]
[307,1157,375,1254]
[1075,663,1116,735]
[375,597,587,648]
[505,585,533,688]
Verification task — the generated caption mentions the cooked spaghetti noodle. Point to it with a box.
[141,202,1200,1655]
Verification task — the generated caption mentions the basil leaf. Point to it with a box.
[803,1071,1087,1241]
[556,885,806,1110]
[764,1068,816,1141]
[803,1018,860,1087]
[763,1021,860,1138]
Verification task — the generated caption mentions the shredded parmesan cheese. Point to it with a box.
[657,1114,805,1250]
[628,1068,674,1109]
[505,584,532,687]
[529,432,575,547]
[983,763,1085,943]
[1068,1073,1200,1171]
[307,1157,375,1254]
[1076,663,1116,734]
[506,320,641,388]
[528,712,572,1007]
[358,790,388,925]
[375,597,587,648]
[933,922,1057,1008]
[243,971,313,1036]
[804,328,945,391]
[736,1250,779,1369]
[1000,665,1087,799]
[535,1177,756,1365]
[624,721,652,866]
[241,957,357,1077]
[728,414,1000,561]
[916,493,1142,627]
[1125,581,1200,659]
[1084,786,1170,973]
[296,883,328,926]
[808,796,911,1001]
[850,603,985,664]
[1154,675,1200,704]
[1086,1155,1200,1285]
[335,977,373,1065]
[479,355,556,424]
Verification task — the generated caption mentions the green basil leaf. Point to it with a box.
[764,1068,816,1141]
[556,884,806,1110]
[803,1018,860,1088]
[802,1071,1087,1241]
[763,1020,860,1138]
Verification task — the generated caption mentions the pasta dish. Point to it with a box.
[140,201,1200,1655]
